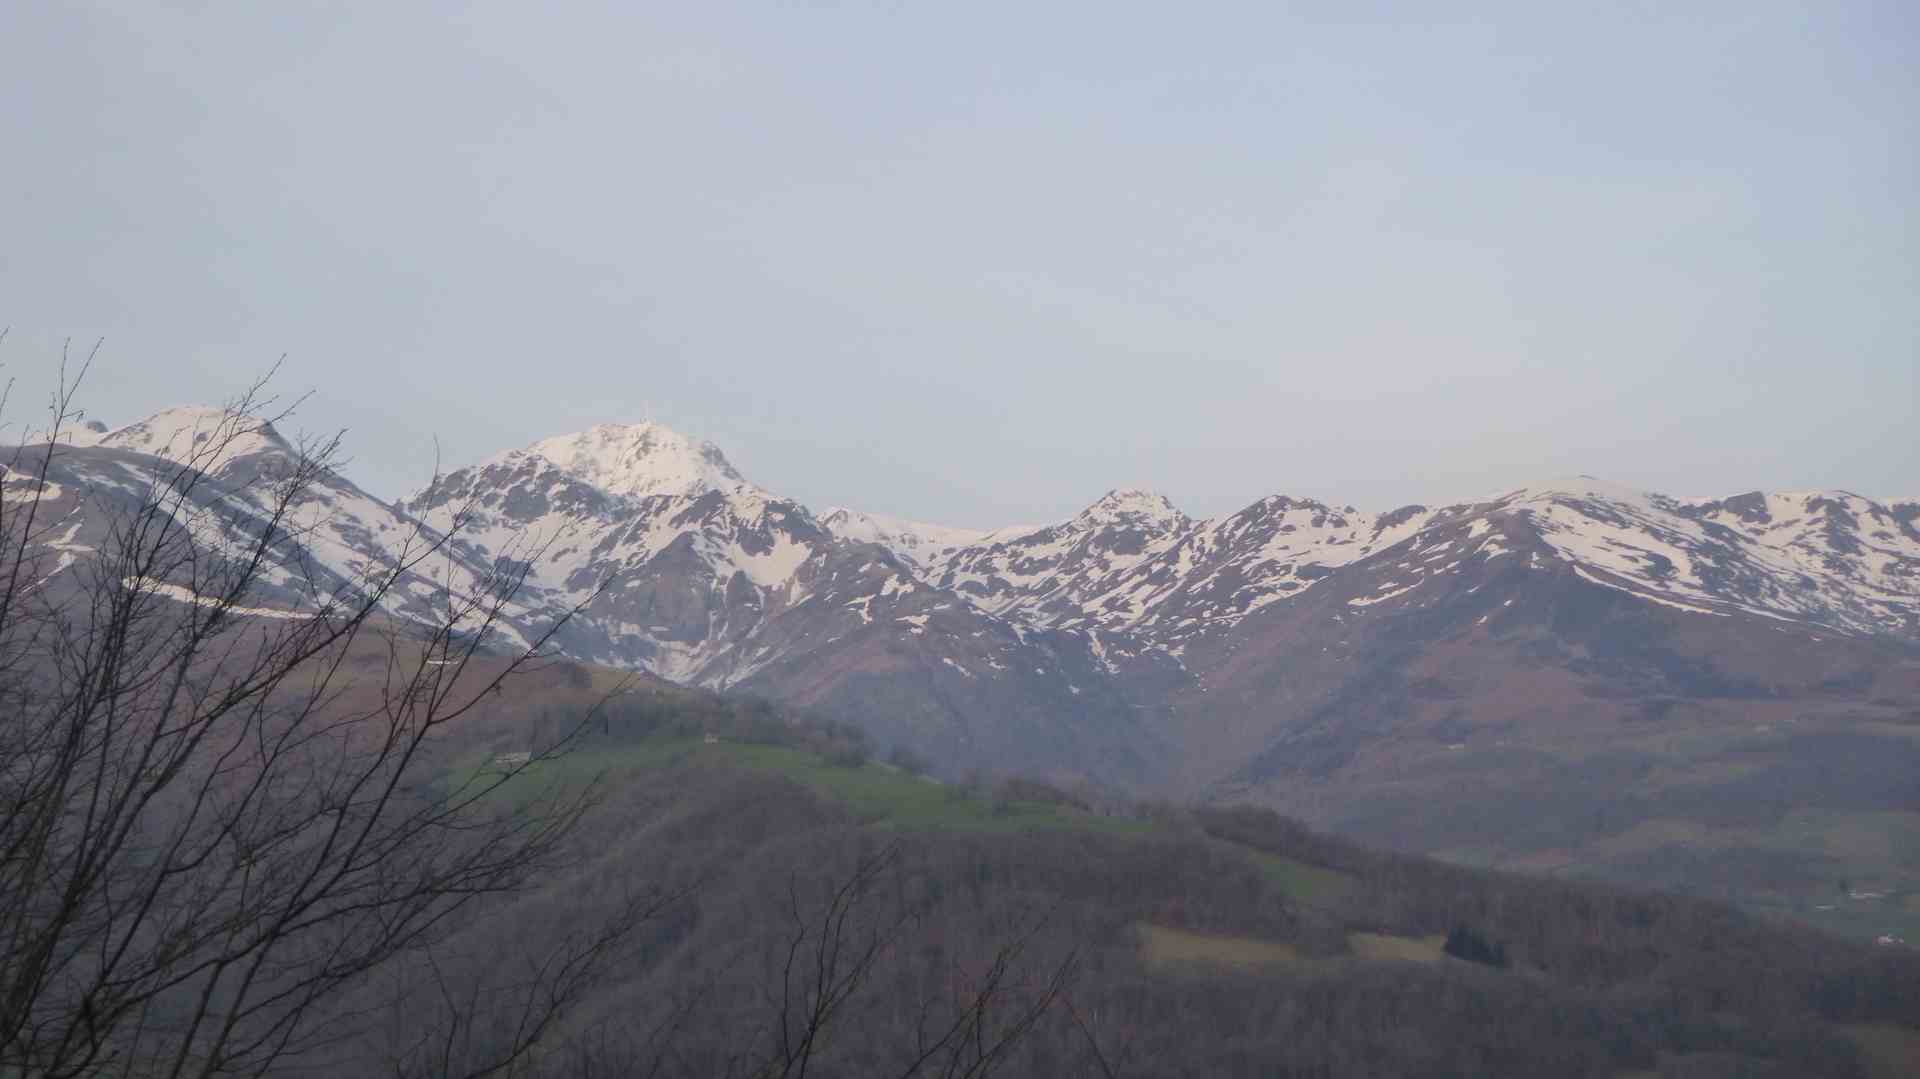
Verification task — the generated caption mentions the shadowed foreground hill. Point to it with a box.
[305,689,1920,1079]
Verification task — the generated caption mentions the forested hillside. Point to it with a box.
[325,685,1920,1078]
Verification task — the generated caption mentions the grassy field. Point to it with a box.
[1348,932,1446,963]
[1136,924,1303,970]
[1239,849,1359,907]
[1136,923,1450,972]
[703,740,1156,834]
[457,735,1157,835]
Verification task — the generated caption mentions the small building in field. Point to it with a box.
[492,750,533,768]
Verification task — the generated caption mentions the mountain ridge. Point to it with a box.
[21,405,1920,930]
[48,409,1920,654]
[26,409,1920,760]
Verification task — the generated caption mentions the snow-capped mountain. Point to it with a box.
[511,422,760,500]
[89,404,291,469]
[400,423,1176,777]
[13,407,540,647]
[868,476,1920,648]
[885,489,1190,625]
[902,490,1440,649]
[406,428,837,681]
[20,407,1920,789]
[1305,478,1920,639]
[816,472,1920,805]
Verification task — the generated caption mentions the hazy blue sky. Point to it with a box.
[3,2,1914,524]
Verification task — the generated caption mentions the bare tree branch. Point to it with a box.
[0,363,638,1078]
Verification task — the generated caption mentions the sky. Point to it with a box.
[2,2,1914,526]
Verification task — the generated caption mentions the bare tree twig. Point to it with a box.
[0,362,639,1078]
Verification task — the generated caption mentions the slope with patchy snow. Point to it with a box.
[913,489,1192,625]
[1498,480,1920,636]
[19,414,539,647]
[23,408,1920,785]
[903,489,1447,650]
[406,425,842,680]
[896,476,1920,647]
[817,507,1030,568]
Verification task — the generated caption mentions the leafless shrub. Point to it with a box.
[0,353,636,1078]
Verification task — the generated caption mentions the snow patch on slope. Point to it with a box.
[819,507,1030,567]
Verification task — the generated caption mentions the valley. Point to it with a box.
[26,406,1920,940]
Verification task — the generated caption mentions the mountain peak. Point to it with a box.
[1075,488,1189,531]
[507,421,756,500]
[96,405,291,470]
[1245,493,1335,515]
[1493,475,1661,509]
